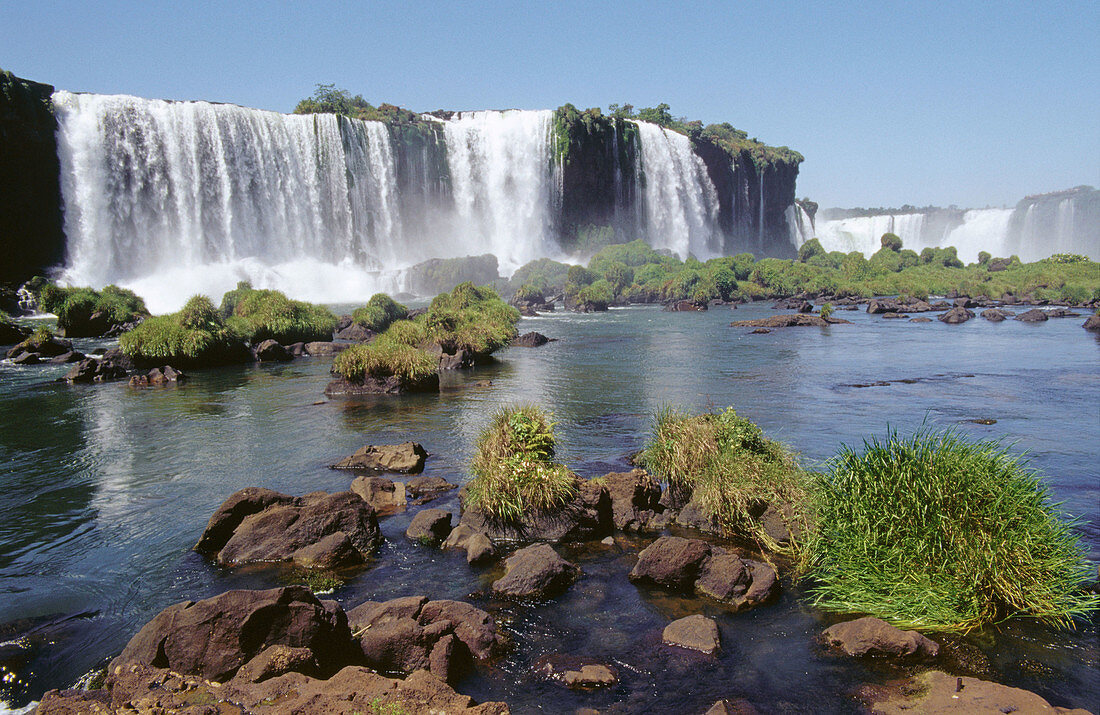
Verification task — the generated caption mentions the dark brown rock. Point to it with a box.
[980,308,1013,321]
[350,475,407,513]
[492,544,580,600]
[109,586,358,682]
[909,317,933,323]
[0,321,31,345]
[731,314,851,328]
[234,644,319,683]
[405,475,457,503]
[406,508,453,544]
[194,487,294,554]
[254,338,292,362]
[334,442,428,473]
[601,469,663,531]
[49,350,84,363]
[1015,308,1049,322]
[867,298,899,314]
[629,536,711,590]
[128,365,186,387]
[863,670,1091,715]
[695,549,779,610]
[510,331,552,347]
[938,306,974,324]
[325,373,440,395]
[458,480,611,544]
[1084,314,1100,331]
[334,322,374,342]
[823,616,939,658]
[662,614,720,654]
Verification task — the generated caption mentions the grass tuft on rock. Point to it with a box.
[332,336,437,383]
[808,427,1099,631]
[351,293,409,332]
[37,282,148,335]
[119,295,249,367]
[642,407,809,555]
[222,285,337,345]
[465,405,578,522]
[425,282,519,356]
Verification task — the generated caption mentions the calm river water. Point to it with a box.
[1,303,1097,713]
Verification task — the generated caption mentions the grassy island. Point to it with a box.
[32,280,148,336]
[220,282,337,345]
[119,295,250,367]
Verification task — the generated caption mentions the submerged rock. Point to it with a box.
[491,544,581,600]
[862,670,1092,715]
[334,442,429,474]
[629,536,779,610]
[325,373,441,395]
[822,616,939,658]
[731,314,851,328]
[442,524,498,565]
[662,614,720,654]
[128,365,186,387]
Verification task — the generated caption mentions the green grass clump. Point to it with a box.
[642,407,809,554]
[223,286,337,345]
[37,282,148,336]
[332,336,437,382]
[119,295,249,367]
[808,427,1099,631]
[23,326,55,349]
[465,405,579,522]
[425,282,519,356]
[351,293,409,332]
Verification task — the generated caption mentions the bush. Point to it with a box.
[642,407,808,554]
[808,427,1099,631]
[513,283,546,304]
[798,238,825,263]
[35,283,148,336]
[352,293,408,332]
[426,282,519,356]
[577,279,614,309]
[219,281,254,318]
[119,295,249,367]
[880,232,903,251]
[332,337,437,382]
[225,287,337,345]
[464,405,578,522]
[509,258,571,297]
[819,302,833,319]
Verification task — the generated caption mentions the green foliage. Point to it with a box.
[577,279,614,309]
[332,337,437,382]
[798,238,825,263]
[880,233,903,252]
[225,287,337,344]
[25,326,54,349]
[809,428,1099,631]
[510,258,571,297]
[119,295,248,367]
[602,261,634,293]
[978,251,992,265]
[642,407,808,554]
[34,282,148,335]
[513,283,546,304]
[219,281,254,318]
[293,83,421,125]
[819,302,833,319]
[465,405,578,522]
[426,282,519,355]
[351,293,409,332]
[588,239,671,272]
[1043,253,1090,264]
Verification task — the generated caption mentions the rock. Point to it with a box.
[234,644,319,683]
[863,670,1092,715]
[695,549,779,611]
[510,331,552,347]
[1046,307,1080,318]
[49,350,85,363]
[705,699,761,715]
[286,341,306,356]
[1015,308,1049,322]
[34,689,113,713]
[110,586,359,681]
[938,306,974,324]
[491,544,580,600]
[334,442,429,473]
[350,475,408,513]
[900,299,935,313]
[334,322,374,342]
[1084,314,1100,331]
[953,296,978,308]
[0,321,31,345]
[731,314,851,328]
[304,341,350,356]
[325,373,440,395]
[63,350,134,384]
[750,327,771,334]
[675,493,722,534]
[563,664,617,688]
[458,480,611,544]
[128,365,186,387]
[665,300,708,312]
[980,308,1013,321]
[406,509,453,544]
[908,317,933,323]
[418,600,502,660]
[866,298,899,314]
[662,614,720,654]
[406,475,457,503]
[881,312,908,319]
[254,338,292,362]
[601,469,663,531]
[823,616,939,658]
[442,524,497,564]
[195,488,382,569]
[11,351,39,364]
[629,536,711,590]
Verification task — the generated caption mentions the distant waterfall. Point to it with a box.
[785,204,814,248]
[633,121,720,259]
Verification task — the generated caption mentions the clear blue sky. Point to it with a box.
[4,1,1097,209]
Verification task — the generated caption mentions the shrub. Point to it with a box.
[34,283,148,335]
[120,295,249,367]
[819,302,833,319]
[464,405,578,522]
[332,337,436,382]
[225,287,337,344]
[382,319,430,347]
[978,251,992,266]
[642,407,808,554]
[510,258,571,296]
[425,282,519,356]
[808,427,1099,631]
[513,283,545,304]
[880,233,903,251]
[798,238,825,263]
[219,281,254,318]
[352,293,408,332]
[577,279,614,309]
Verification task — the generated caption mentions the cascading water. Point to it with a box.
[435,110,558,272]
[633,121,720,259]
[813,214,927,255]
[784,204,814,248]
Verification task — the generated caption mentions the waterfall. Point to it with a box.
[435,110,557,273]
[814,213,927,255]
[941,209,1014,263]
[785,204,814,248]
[632,121,720,259]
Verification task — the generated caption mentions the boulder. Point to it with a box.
[7,334,72,359]
[128,365,186,387]
[10,351,39,364]
[674,493,722,534]
[286,341,307,356]
[823,616,939,658]
[304,341,350,356]
[109,586,358,681]
[750,327,771,334]
[406,475,457,503]
[235,644,319,683]
[49,350,85,363]
[254,338,292,362]
[731,314,851,328]
[1084,314,1100,331]
[458,480,611,544]
[694,549,779,611]
[195,488,382,570]
[64,349,135,384]
[563,664,617,689]
[866,298,899,314]
[325,373,440,395]
[442,524,497,564]
[510,331,552,347]
[629,536,711,590]
[491,544,580,600]
[938,306,974,324]
[334,442,429,473]
[334,322,374,342]
[665,300,708,312]
[1046,307,1080,318]
[881,312,908,319]
[662,614,720,655]
[350,475,408,513]
[1015,308,1049,322]
[600,469,663,531]
[980,308,1013,322]
[908,317,933,323]
[0,321,31,345]
[863,670,1091,715]
[406,509,453,545]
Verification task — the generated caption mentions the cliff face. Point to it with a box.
[0,70,65,283]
